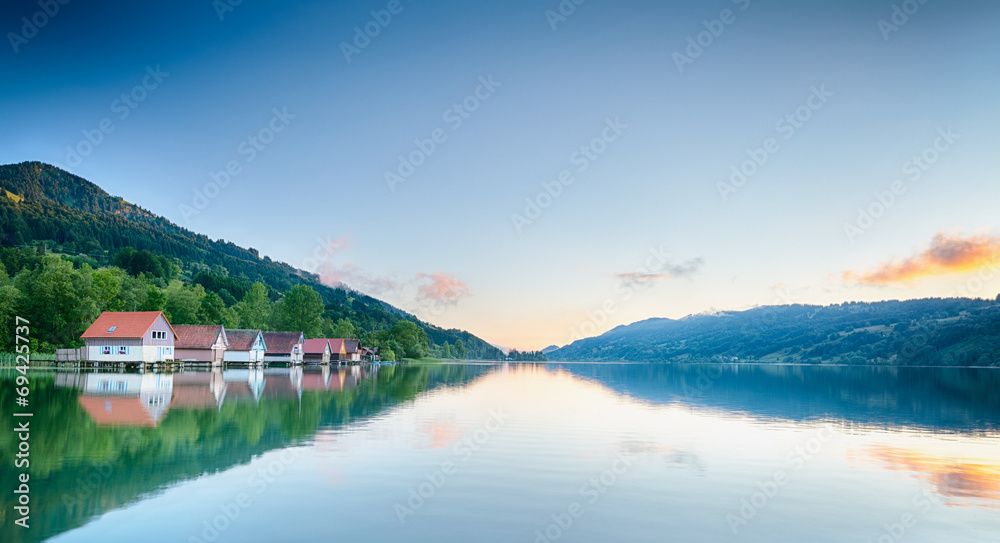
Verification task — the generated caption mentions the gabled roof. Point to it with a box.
[226,329,265,351]
[174,325,226,349]
[302,338,331,355]
[81,311,177,340]
[77,396,167,427]
[328,338,360,353]
[262,331,303,354]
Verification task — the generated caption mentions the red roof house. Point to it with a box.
[223,329,267,363]
[328,338,362,362]
[262,331,304,364]
[302,338,332,364]
[174,325,228,363]
[80,311,177,363]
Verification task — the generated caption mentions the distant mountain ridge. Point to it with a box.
[548,298,1000,366]
[0,161,501,357]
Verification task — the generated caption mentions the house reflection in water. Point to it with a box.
[55,373,174,427]
[55,366,374,427]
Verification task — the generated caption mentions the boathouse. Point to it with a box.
[81,311,177,363]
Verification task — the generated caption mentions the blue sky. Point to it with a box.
[2,0,999,349]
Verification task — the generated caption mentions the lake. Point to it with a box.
[2,363,999,542]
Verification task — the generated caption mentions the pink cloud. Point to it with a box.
[320,235,350,258]
[416,272,471,305]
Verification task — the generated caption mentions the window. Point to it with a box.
[152,330,167,340]
[107,326,117,333]
[98,380,126,392]
[101,346,111,355]
[118,346,128,355]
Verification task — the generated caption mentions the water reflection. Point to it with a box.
[854,445,1000,505]
[54,366,379,426]
[1,363,998,543]
[0,364,487,543]
[56,373,174,426]
[552,363,1000,433]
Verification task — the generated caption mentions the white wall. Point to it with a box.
[87,345,174,362]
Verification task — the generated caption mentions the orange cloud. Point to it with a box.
[843,231,1000,286]
[416,419,466,450]
[854,445,1000,504]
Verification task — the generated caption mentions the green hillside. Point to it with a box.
[0,161,502,359]
[549,298,1000,366]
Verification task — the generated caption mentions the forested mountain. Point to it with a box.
[0,161,502,359]
[549,298,1000,366]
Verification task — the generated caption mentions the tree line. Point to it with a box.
[0,246,549,362]
[0,161,531,361]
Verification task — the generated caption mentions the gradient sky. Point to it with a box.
[2,0,999,350]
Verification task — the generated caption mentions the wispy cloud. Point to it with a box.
[318,262,400,295]
[616,271,673,287]
[615,257,704,288]
[320,235,351,257]
[842,230,1000,286]
[317,261,471,316]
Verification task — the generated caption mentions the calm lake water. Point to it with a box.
[2,363,999,543]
